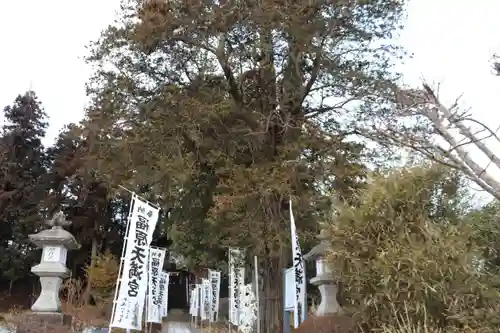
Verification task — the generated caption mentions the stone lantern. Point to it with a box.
[303,228,340,315]
[28,211,80,321]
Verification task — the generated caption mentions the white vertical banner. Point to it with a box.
[200,283,205,320]
[195,284,201,317]
[158,271,169,319]
[239,284,257,333]
[229,248,245,326]
[201,279,211,320]
[289,200,307,328]
[209,270,221,322]
[110,196,160,330]
[147,247,166,323]
[190,284,200,317]
[189,289,197,316]
[188,284,195,316]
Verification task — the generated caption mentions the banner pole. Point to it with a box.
[201,281,204,331]
[145,247,152,333]
[108,193,136,333]
[254,255,261,333]
[208,270,213,332]
[228,248,232,333]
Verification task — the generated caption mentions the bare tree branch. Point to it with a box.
[384,83,500,200]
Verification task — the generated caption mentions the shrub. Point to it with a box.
[327,165,500,332]
[84,250,119,310]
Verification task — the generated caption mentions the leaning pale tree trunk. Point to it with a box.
[417,84,500,200]
[378,82,500,201]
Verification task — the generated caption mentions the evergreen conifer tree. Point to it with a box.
[0,91,48,289]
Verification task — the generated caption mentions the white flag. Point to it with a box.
[146,247,166,323]
[290,199,306,328]
[194,284,201,317]
[239,284,257,333]
[201,279,211,320]
[208,270,221,322]
[189,289,196,316]
[111,196,159,330]
[229,248,245,326]
[158,271,170,318]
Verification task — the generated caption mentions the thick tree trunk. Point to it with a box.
[84,236,98,304]
[258,254,284,333]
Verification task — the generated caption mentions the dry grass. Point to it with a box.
[380,322,492,333]
[327,166,500,332]
[6,313,71,333]
[378,304,442,333]
[293,315,354,333]
[198,321,230,333]
[378,304,498,333]
[196,307,496,333]
[0,252,140,332]
[60,277,110,330]
[2,306,72,333]
[0,278,110,333]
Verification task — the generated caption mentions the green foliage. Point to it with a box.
[467,201,500,272]
[0,91,131,294]
[82,0,406,266]
[46,126,116,253]
[0,91,48,284]
[45,124,136,275]
[327,165,500,333]
[83,1,407,330]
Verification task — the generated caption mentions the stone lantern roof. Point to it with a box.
[304,228,329,261]
[29,227,80,250]
[28,211,80,250]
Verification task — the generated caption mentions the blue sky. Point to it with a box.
[0,0,499,198]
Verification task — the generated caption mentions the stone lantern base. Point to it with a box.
[294,314,354,333]
[30,261,70,313]
[310,275,341,316]
[149,322,163,333]
[16,312,72,333]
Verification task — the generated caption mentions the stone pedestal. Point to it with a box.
[311,278,340,315]
[31,275,65,312]
[304,229,341,316]
[293,314,354,333]
[149,322,163,333]
[28,212,80,315]
[16,313,73,333]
